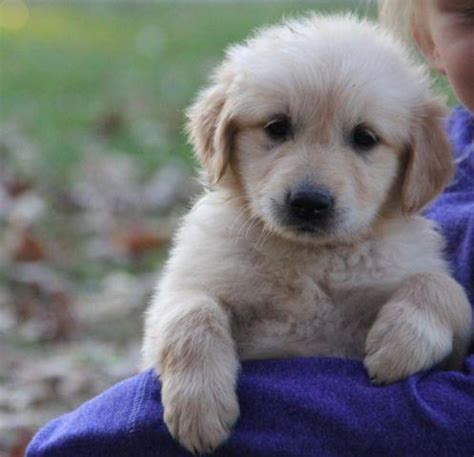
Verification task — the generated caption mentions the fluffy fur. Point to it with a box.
[142,15,472,454]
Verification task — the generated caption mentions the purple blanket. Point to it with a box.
[27,107,474,457]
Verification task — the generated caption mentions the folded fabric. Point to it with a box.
[27,106,474,457]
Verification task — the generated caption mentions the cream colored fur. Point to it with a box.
[142,14,472,454]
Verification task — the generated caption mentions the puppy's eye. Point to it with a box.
[264,117,291,141]
[351,125,379,151]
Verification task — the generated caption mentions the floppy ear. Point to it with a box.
[186,83,235,184]
[401,101,454,215]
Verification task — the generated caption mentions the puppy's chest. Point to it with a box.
[235,241,396,311]
[230,241,401,359]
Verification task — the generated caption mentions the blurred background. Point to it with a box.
[0,1,454,455]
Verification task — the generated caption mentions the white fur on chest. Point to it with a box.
[225,237,403,359]
[162,192,446,360]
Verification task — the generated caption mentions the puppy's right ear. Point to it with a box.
[401,100,454,215]
[186,83,234,184]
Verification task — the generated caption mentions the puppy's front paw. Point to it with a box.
[161,371,239,454]
[364,301,453,384]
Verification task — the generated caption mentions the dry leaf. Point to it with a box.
[112,225,167,257]
[12,231,45,262]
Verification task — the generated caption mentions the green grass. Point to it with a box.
[0,1,374,182]
[0,1,456,186]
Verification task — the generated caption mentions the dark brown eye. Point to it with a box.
[264,116,291,141]
[352,125,379,151]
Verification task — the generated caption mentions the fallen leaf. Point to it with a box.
[4,177,33,197]
[111,225,168,257]
[12,231,45,262]
[95,110,124,138]
[8,429,33,457]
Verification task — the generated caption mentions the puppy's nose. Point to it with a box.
[288,186,334,221]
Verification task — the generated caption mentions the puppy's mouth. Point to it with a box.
[272,211,336,236]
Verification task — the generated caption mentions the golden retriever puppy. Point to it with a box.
[142,14,472,454]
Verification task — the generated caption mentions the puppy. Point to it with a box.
[142,14,472,454]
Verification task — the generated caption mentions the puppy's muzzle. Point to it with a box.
[285,184,334,231]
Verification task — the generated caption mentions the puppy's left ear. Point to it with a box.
[401,100,454,215]
[186,81,235,184]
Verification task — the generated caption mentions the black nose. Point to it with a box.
[287,186,334,222]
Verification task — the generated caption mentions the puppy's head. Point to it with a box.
[187,15,454,244]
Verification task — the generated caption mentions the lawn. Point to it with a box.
[0,1,454,180]
[1,1,375,181]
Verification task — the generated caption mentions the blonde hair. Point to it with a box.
[377,0,424,43]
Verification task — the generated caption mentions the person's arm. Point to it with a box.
[27,356,474,457]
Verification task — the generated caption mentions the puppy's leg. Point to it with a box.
[143,293,239,454]
[364,272,472,384]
